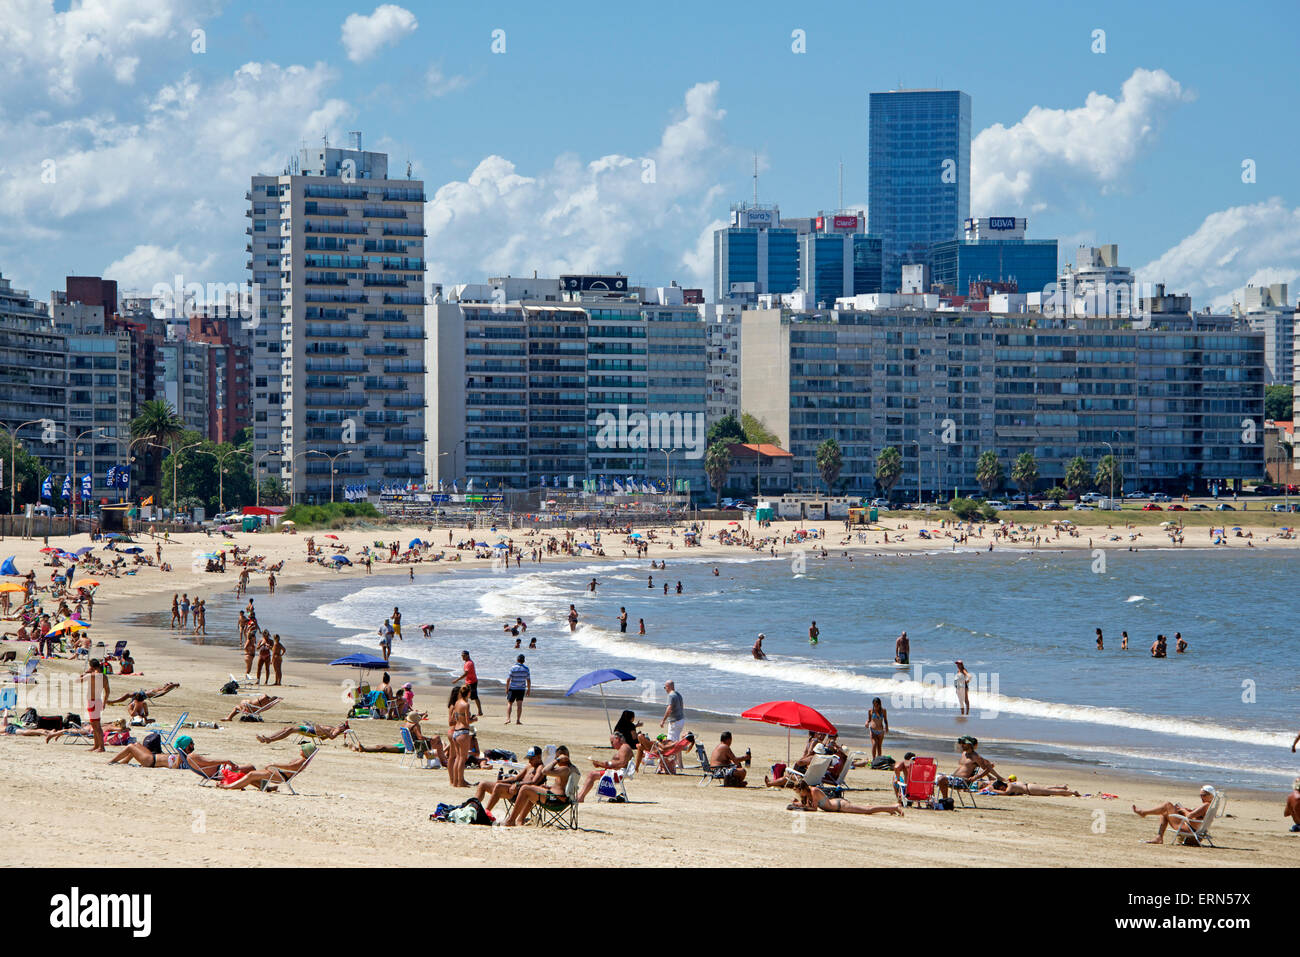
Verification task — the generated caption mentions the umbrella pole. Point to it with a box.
[600,685,612,732]
[787,727,791,766]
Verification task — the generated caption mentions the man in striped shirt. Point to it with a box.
[505,655,531,725]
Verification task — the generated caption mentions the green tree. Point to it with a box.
[706,413,746,447]
[704,441,732,505]
[258,476,288,506]
[875,446,903,500]
[129,399,185,490]
[1045,486,1068,504]
[1095,454,1124,499]
[1266,384,1293,422]
[975,451,1004,496]
[1064,455,1092,500]
[1011,452,1039,504]
[0,432,50,510]
[159,437,255,513]
[815,438,844,494]
[740,412,779,446]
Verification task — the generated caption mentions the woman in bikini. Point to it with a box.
[255,630,273,685]
[447,685,475,788]
[271,635,285,686]
[866,697,889,760]
[786,780,903,816]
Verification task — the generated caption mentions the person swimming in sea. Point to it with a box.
[1175,632,1188,654]
[808,621,819,647]
[894,630,909,665]
[752,634,767,660]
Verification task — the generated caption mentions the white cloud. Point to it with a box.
[972,68,1192,215]
[0,0,210,105]
[0,59,352,293]
[424,81,733,288]
[104,243,216,291]
[1138,197,1300,310]
[425,64,469,98]
[340,4,418,64]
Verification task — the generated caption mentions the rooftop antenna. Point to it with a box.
[349,130,363,151]
[406,155,412,179]
[322,133,329,148]
[753,153,759,205]
[838,159,844,210]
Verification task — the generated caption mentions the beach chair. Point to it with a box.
[948,775,978,808]
[105,640,127,661]
[786,753,832,789]
[185,755,223,787]
[8,657,38,684]
[902,757,937,808]
[596,765,629,803]
[694,743,732,787]
[398,726,427,769]
[1172,791,1225,847]
[0,687,16,711]
[160,712,189,750]
[532,768,580,829]
[260,746,319,795]
[235,696,282,722]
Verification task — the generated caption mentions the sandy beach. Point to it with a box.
[1,516,1296,867]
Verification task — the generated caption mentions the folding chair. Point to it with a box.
[159,712,190,749]
[235,697,282,722]
[8,657,38,684]
[105,640,128,661]
[532,768,580,829]
[694,743,732,786]
[596,767,629,803]
[398,726,426,769]
[261,746,319,795]
[1173,791,1225,847]
[786,754,832,789]
[901,757,937,808]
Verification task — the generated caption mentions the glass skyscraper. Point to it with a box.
[868,90,971,292]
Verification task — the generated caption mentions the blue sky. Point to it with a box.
[2,0,1297,308]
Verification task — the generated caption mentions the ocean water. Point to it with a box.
[249,547,1300,791]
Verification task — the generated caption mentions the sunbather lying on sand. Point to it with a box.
[986,777,1080,796]
[257,719,348,744]
[107,682,180,704]
[786,780,903,816]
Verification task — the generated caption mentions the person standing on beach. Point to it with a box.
[451,650,483,717]
[866,697,889,760]
[267,571,276,595]
[954,660,972,715]
[242,628,257,680]
[618,607,628,633]
[391,607,402,640]
[79,658,109,753]
[505,654,530,725]
[180,594,191,630]
[660,680,685,771]
[808,621,820,647]
[271,635,285,686]
[170,594,179,630]
[378,619,394,664]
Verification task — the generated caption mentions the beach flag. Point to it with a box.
[539,475,547,487]
[81,474,92,498]
[141,495,154,506]
[106,465,117,487]
[61,474,71,500]
[567,475,575,489]
[41,475,52,499]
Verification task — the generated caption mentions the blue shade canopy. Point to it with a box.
[565,669,636,696]
[407,539,422,548]
[330,653,388,669]
[1,557,17,576]
[330,555,352,564]
[121,546,144,553]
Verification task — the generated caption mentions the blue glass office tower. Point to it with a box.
[930,238,1058,297]
[868,90,971,292]
[713,204,799,302]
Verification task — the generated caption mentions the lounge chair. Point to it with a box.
[8,657,38,684]
[694,743,733,787]
[105,640,127,661]
[259,746,319,795]
[596,761,630,803]
[1172,791,1225,847]
[160,712,190,749]
[235,696,282,722]
[184,755,222,787]
[398,726,436,769]
[785,753,832,789]
[901,757,937,807]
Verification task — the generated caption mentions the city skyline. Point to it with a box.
[1,0,1297,312]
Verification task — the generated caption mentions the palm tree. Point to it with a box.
[976,451,1004,497]
[1095,455,1123,500]
[1011,452,1039,505]
[815,438,843,495]
[1064,455,1091,501]
[875,446,903,501]
[130,399,185,490]
[704,441,731,506]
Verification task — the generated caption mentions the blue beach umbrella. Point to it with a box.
[565,668,637,732]
[330,652,388,670]
[407,538,423,549]
[122,546,144,554]
[330,554,352,565]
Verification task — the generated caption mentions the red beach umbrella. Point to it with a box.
[742,700,837,764]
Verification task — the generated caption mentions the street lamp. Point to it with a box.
[124,435,155,503]
[1102,440,1115,507]
[290,449,322,505]
[310,449,351,503]
[911,440,921,506]
[194,447,251,515]
[150,440,202,518]
[253,449,277,508]
[72,427,109,517]
[0,419,47,514]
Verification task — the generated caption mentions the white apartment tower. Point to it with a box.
[247,142,427,502]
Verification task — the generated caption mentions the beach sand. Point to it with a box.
[1,518,1295,867]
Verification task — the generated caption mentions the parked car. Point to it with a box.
[1150,493,1171,503]
[986,500,1007,510]
[1040,501,1063,511]
[1072,504,1095,511]
[1141,503,1163,511]
[1215,503,1236,511]
[1080,492,1104,503]
[1271,503,1299,512]
[869,498,889,508]
[1190,503,1209,511]
[1167,504,1187,511]
[1125,490,1148,499]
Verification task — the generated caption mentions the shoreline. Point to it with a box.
[1,519,1296,867]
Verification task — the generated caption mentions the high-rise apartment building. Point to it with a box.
[741,307,1264,496]
[1235,282,1294,386]
[868,90,971,292]
[0,273,67,484]
[430,276,708,492]
[248,143,426,502]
